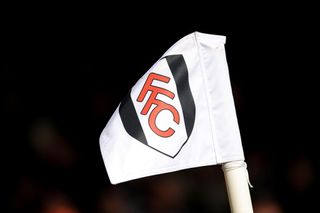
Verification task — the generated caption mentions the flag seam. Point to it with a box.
[194,32,222,162]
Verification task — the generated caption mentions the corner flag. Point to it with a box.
[100,32,244,184]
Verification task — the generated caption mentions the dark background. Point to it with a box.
[2,5,319,213]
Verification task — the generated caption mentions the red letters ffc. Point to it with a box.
[137,73,180,138]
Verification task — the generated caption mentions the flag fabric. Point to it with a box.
[100,32,244,184]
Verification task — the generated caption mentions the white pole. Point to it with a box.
[222,160,253,213]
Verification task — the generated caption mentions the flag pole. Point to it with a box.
[222,160,253,213]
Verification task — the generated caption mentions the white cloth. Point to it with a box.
[100,32,244,184]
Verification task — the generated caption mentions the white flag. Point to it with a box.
[100,32,244,184]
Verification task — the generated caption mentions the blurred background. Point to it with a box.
[2,6,319,213]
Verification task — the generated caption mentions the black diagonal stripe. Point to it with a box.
[119,90,147,145]
[166,55,196,137]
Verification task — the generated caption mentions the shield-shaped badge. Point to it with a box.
[119,55,195,158]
